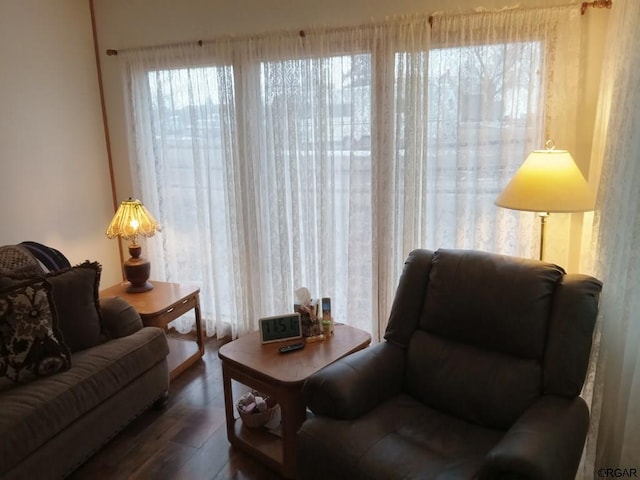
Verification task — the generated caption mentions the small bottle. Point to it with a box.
[322,319,331,337]
[322,297,333,334]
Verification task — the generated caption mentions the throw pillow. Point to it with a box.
[0,279,71,386]
[45,261,103,353]
[0,245,45,279]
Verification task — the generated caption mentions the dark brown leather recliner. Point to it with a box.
[297,249,602,480]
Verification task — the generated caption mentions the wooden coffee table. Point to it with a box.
[219,324,371,478]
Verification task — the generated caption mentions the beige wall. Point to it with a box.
[0,0,121,285]
[93,0,609,272]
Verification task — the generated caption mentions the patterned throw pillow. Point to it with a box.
[0,279,71,385]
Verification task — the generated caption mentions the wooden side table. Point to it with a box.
[218,324,371,478]
[100,281,204,381]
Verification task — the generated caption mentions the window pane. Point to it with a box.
[424,41,542,253]
[147,65,237,326]
[258,54,373,328]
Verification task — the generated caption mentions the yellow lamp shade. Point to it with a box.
[105,198,160,242]
[495,149,595,213]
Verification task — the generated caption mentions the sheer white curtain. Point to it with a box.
[428,6,584,260]
[122,42,247,339]
[119,6,582,340]
[579,0,640,476]
[120,21,432,339]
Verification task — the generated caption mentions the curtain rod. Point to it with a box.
[107,39,203,56]
[106,1,612,56]
[581,0,612,15]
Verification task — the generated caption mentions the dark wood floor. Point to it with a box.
[68,336,284,480]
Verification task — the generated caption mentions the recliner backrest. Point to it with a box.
[421,248,564,358]
[384,248,601,430]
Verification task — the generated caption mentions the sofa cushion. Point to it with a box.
[0,326,168,475]
[99,296,143,340]
[0,245,45,279]
[45,261,102,352]
[298,393,503,480]
[0,279,71,388]
[0,261,103,353]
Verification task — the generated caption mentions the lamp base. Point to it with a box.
[125,280,153,293]
[123,254,153,293]
[538,212,549,261]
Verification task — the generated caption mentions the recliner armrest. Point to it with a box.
[302,341,405,420]
[477,395,589,480]
[99,296,144,339]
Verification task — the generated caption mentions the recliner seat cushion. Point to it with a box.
[0,327,168,475]
[298,393,503,480]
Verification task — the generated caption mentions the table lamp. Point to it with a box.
[106,198,161,292]
[495,142,594,260]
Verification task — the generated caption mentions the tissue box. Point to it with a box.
[295,301,322,337]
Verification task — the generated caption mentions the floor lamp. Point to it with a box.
[495,142,595,261]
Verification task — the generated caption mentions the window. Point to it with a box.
[122,9,578,338]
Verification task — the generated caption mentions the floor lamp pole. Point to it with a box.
[538,212,549,261]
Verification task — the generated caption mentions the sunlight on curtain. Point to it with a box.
[579,0,640,476]
[120,23,432,339]
[256,48,377,336]
[119,6,581,340]
[428,6,583,260]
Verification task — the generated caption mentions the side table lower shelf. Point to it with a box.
[165,335,203,380]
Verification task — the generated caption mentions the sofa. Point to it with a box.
[297,248,602,480]
[0,243,170,479]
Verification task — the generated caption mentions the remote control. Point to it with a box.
[279,342,305,354]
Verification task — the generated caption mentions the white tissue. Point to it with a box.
[255,396,267,412]
[295,287,312,306]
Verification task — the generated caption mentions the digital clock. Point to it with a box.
[259,313,303,344]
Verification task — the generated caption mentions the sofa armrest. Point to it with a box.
[302,341,405,420]
[477,395,589,480]
[99,296,144,339]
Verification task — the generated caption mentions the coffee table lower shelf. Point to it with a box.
[231,419,283,471]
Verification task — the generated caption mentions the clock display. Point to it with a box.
[259,313,302,344]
